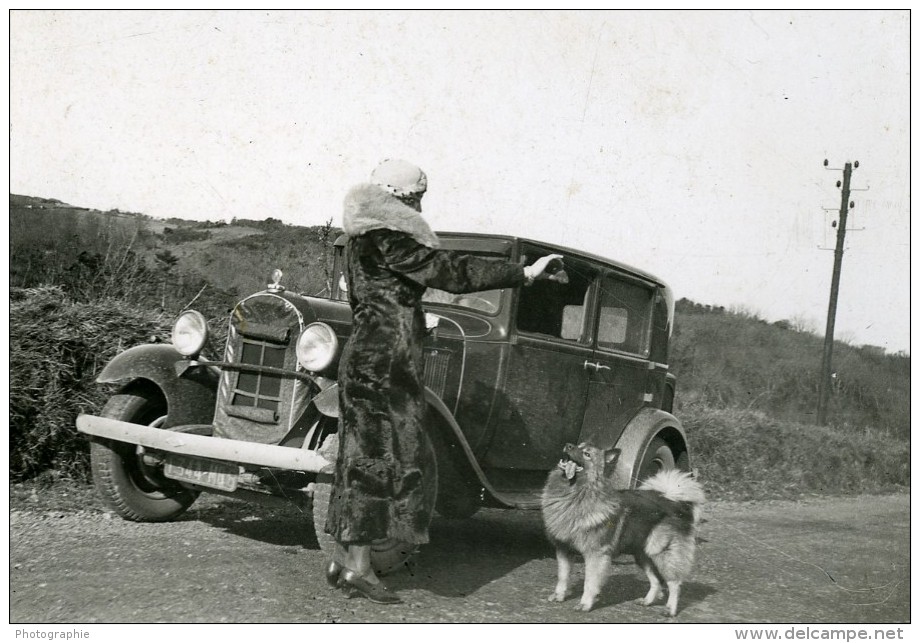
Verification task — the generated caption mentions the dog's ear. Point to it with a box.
[603,448,621,477]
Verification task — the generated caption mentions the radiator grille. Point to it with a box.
[230,340,286,415]
[423,350,451,397]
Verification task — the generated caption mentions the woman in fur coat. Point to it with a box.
[324,159,561,604]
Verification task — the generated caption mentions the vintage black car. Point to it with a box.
[77,232,690,571]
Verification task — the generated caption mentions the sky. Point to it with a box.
[8,10,912,353]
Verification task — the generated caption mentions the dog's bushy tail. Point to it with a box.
[640,469,706,524]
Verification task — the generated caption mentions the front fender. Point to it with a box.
[96,344,219,428]
[612,407,690,489]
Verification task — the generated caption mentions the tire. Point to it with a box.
[90,385,199,522]
[311,431,438,576]
[676,449,690,472]
[635,436,676,484]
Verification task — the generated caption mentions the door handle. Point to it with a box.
[583,360,611,372]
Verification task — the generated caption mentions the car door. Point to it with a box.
[482,248,598,471]
[579,270,657,450]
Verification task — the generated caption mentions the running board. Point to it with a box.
[488,490,543,510]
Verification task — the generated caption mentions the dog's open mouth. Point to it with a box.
[557,456,584,481]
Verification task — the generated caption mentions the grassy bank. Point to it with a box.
[678,396,908,500]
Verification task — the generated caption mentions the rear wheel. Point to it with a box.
[635,436,676,484]
[311,430,438,576]
[90,385,199,521]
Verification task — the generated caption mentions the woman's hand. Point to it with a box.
[524,254,565,283]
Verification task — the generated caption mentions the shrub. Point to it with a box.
[680,398,910,499]
[9,287,173,481]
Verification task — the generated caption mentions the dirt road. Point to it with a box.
[9,493,909,623]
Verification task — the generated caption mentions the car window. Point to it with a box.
[423,287,502,314]
[421,251,514,315]
[516,250,596,343]
[332,246,506,313]
[596,274,654,356]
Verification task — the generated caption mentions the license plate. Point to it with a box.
[164,455,239,492]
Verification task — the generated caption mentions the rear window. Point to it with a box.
[596,275,654,356]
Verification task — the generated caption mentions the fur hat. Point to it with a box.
[370,159,428,197]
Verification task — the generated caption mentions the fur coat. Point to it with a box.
[325,184,525,545]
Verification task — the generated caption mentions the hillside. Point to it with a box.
[9,194,338,315]
[8,194,910,492]
[671,300,909,439]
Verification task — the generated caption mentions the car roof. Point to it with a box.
[333,230,669,288]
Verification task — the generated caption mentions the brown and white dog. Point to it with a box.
[541,442,705,615]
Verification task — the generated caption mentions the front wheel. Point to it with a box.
[311,430,437,576]
[90,385,199,521]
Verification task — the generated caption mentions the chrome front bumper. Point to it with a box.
[76,414,333,473]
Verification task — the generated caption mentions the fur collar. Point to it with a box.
[342,183,440,248]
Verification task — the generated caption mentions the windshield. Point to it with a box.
[333,270,503,313]
[332,245,506,314]
[422,287,503,315]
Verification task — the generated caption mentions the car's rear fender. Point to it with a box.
[96,344,219,428]
[612,407,690,489]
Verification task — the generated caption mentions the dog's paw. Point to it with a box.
[574,601,594,612]
[547,592,566,603]
[640,590,664,606]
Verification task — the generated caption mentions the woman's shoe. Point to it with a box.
[325,559,343,588]
[340,568,402,604]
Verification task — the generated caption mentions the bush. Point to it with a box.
[9,287,173,481]
[680,397,910,500]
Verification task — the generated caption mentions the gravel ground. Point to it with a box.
[8,483,911,624]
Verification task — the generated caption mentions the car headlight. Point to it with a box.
[171,310,208,357]
[296,322,338,372]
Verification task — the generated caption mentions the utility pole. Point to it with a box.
[816,159,857,425]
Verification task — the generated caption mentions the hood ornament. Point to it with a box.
[268,269,285,292]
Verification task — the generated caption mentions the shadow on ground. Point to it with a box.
[187,499,719,609]
[586,563,717,613]
[190,498,319,548]
[388,510,554,597]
